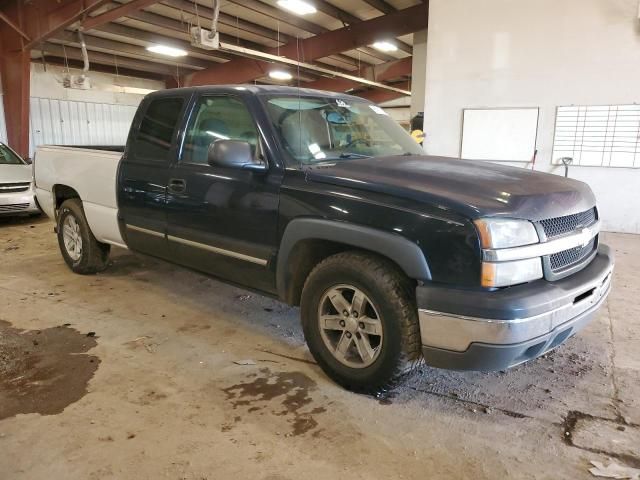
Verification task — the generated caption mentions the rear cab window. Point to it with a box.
[130,97,185,162]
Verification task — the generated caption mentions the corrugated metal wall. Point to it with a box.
[29,98,138,154]
[0,96,138,154]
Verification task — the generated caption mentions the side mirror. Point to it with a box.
[24,157,32,165]
[207,140,267,172]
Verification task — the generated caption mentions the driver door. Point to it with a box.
[166,94,280,293]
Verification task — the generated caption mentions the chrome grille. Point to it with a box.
[0,203,30,213]
[0,182,31,193]
[540,208,597,239]
[550,238,597,273]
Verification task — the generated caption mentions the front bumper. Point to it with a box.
[0,189,40,216]
[417,244,614,371]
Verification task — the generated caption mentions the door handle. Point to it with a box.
[168,178,186,194]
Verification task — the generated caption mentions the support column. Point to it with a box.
[410,29,428,118]
[0,2,30,158]
[0,49,30,157]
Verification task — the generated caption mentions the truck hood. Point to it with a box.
[0,164,32,184]
[306,155,596,221]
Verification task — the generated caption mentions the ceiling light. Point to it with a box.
[372,41,398,53]
[146,45,188,57]
[269,70,293,81]
[277,0,316,15]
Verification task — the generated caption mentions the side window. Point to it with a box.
[182,96,259,165]
[131,97,184,161]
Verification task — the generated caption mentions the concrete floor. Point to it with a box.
[0,216,638,480]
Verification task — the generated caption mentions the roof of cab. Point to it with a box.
[144,84,371,103]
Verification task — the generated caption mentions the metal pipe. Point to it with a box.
[77,30,90,75]
[209,0,220,40]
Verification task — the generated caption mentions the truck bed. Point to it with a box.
[34,145,126,248]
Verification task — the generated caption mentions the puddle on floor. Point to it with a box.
[0,320,100,420]
[222,368,326,436]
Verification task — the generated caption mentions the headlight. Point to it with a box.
[475,218,539,249]
[481,258,543,287]
[476,218,542,287]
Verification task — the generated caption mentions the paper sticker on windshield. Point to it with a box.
[369,105,388,115]
[336,99,351,109]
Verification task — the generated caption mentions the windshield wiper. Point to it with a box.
[338,152,371,159]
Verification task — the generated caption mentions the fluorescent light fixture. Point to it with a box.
[269,70,293,81]
[372,41,398,53]
[277,0,316,15]
[146,45,188,57]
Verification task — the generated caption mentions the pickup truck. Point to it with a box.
[34,85,614,393]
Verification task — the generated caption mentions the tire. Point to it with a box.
[57,199,110,274]
[300,251,421,394]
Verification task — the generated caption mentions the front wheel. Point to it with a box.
[300,251,421,394]
[57,199,110,274]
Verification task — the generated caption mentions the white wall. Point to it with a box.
[0,64,163,155]
[30,64,162,106]
[423,0,640,234]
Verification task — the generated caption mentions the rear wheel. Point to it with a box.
[57,199,110,274]
[300,251,421,394]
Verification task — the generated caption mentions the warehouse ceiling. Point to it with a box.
[4,0,427,101]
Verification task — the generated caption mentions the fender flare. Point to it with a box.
[276,218,431,300]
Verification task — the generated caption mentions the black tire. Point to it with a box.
[57,199,110,274]
[300,251,421,394]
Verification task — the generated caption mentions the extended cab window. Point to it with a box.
[132,97,184,161]
[182,96,259,164]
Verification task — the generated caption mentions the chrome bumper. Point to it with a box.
[0,189,39,215]
[417,244,614,370]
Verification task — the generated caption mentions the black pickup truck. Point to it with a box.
[34,85,614,393]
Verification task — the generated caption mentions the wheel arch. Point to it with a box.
[52,184,81,211]
[276,218,431,306]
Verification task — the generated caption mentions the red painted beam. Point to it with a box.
[187,3,427,86]
[357,81,411,104]
[305,57,412,93]
[21,0,112,51]
[82,0,160,31]
[0,3,30,157]
[0,10,29,40]
[0,53,30,156]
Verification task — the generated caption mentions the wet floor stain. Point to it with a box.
[0,320,100,420]
[221,368,325,436]
[563,410,640,468]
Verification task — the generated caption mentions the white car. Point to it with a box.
[0,142,39,216]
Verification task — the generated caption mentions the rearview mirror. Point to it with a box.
[207,140,267,172]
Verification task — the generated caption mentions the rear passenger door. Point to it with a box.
[117,95,187,259]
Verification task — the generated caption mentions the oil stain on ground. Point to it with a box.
[0,320,100,420]
[222,368,326,436]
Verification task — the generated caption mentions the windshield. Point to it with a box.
[263,95,423,165]
[0,143,25,165]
